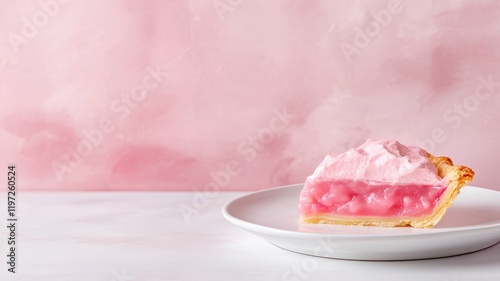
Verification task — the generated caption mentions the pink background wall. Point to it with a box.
[1,0,499,191]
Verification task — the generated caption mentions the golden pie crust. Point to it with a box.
[299,152,475,228]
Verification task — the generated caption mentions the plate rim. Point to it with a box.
[222,184,500,239]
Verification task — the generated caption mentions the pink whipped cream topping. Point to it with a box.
[299,140,447,217]
[308,139,443,186]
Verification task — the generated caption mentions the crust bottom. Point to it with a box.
[300,153,474,228]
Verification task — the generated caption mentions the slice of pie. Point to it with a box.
[298,139,474,228]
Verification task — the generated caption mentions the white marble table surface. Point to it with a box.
[0,191,499,281]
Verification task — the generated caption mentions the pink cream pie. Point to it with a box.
[298,140,474,228]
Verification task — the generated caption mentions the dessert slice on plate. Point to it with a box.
[299,140,474,228]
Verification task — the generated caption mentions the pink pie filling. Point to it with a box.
[299,180,446,217]
[299,139,447,218]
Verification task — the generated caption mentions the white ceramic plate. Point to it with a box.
[222,184,500,260]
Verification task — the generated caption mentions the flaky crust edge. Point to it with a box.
[300,152,475,228]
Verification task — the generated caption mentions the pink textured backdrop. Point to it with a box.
[1,0,499,191]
